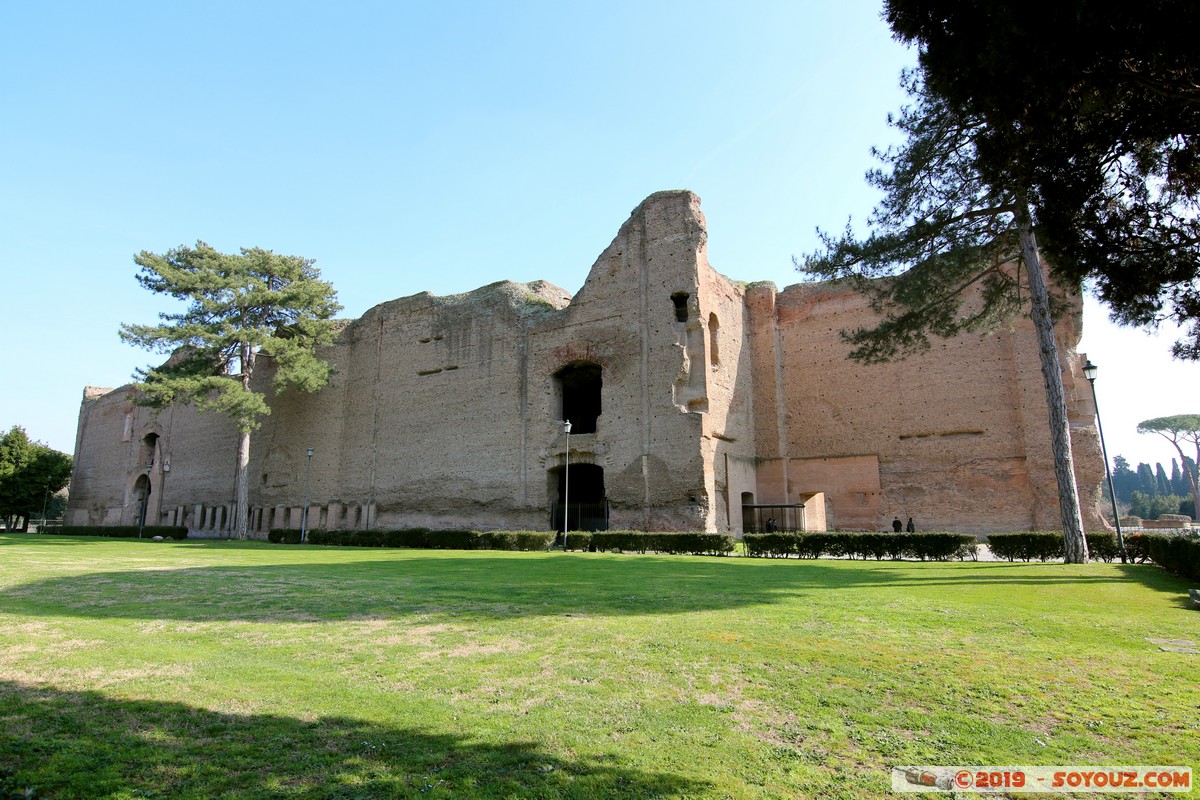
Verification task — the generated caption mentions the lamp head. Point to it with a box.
[563,420,572,434]
[307,447,314,458]
[1082,359,1098,381]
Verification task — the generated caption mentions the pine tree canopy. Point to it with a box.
[884,0,1200,359]
[119,242,343,432]
[798,74,1066,363]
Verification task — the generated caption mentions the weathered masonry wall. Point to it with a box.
[744,277,1105,533]
[68,190,1107,536]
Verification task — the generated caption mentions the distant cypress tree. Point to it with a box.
[1137,463,1157,496]
[1111,455,1137,505]
[1156,463,1172,495]
[1171,459,1187,495]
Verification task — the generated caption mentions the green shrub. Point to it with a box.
[423,529,479,549]
[268,529,302,544]
[590,531,734,556]
[58,525,187,540]
[1125,533,1152,563]
[906,532,978,561]
[591,531,647,553]
[744,531,974,560]
[986,531,1130,562]
[986,532,1066,561]
[743,532,808,558]
[382,529,430,548]
[302,528,554,551]
[1085,531,1120,562]
[560,531,592,552]
[1140,532,1200,581]
[479,531,555,551]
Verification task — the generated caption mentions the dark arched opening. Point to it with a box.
[133,473,152,528]
[140,433,159,468]
[555,361,602,434]
[550,464,608,532]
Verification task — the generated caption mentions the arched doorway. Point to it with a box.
[550,464,608,532]
[133,473,152,529]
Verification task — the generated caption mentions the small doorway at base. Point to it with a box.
[550,464,608,532]
[132,474,152,528]
[741,503,805,533]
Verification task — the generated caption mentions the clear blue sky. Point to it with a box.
[1,1,1194,471]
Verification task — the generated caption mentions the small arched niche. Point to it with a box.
[555,361,602,435]
[140,432,160,469]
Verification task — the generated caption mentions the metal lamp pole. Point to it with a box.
[1082,359,1127,563]
[562,420,571,551]
[40,483,50,532]
[301,447,314,543]
[137,462,152,538]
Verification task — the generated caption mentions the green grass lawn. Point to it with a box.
[0,535,1196,799]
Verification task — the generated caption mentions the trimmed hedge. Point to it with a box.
[301,528,555,552]
[1086,532,1121,562]
[478,531,557,551]
[1139,532,1200,581]
[985,531,1123,562]
[1124,533,1152,563]
[743,531,976,561]
[559,531,592,552]
[590,531,735,556]
[58,525,187,540]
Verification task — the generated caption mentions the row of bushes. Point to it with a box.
[985,531,1126,562]
[58,525,188,540]
[270,528,557,551]
[270,528,737,556]
[1129,532,1200,580]
[589,531,735,556]
[743,531,978,561]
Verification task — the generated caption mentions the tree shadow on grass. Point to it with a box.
[0,533,119,547]
[847,559,1195,597]
[3,555,896,622]
[0,546,1177,623]
[0,681,699,800]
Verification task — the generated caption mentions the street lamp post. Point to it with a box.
[1082,359,1127,563]
[137,462,152,538]
[562,420,571,551]
[40,483,51,533]
[301,447,314,543]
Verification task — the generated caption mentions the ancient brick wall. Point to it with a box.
[746,275,1105,533]
[68,190,1106,536]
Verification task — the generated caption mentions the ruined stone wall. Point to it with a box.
[553,191,717,531]
[68,190,1106,537]
[748,277,1105,533]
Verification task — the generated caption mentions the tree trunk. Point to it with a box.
[1016,196,1089,563]
[1164,436,1200,522]
[1193,439,1200,520]
[233,343,255,541]
[234,429,250,540]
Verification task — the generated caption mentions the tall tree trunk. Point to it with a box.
[1016,196,1089,563]
[233,344,255,541]
[1162,436,1200,522]
[234,429,250,540]
[1192,439,1200,519]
